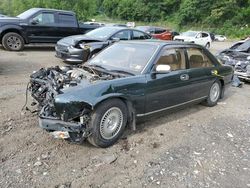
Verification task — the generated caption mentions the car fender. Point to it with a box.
[0,24,28,43]
[85,41,109,58]
[54,76,146,120]
[86,41,109,51]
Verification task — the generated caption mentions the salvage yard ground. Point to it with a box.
[0,42,250,188]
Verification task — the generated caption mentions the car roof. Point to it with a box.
[136,26,168,30]
[118,40,205,48]
[185,30,209,34]
[29,8,75,14]
[99,26,151,33]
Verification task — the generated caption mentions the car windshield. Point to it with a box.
[182,31,198,37]
[87,42,158,75]
[85,27,121,40]
[236,39,250,52]
[17,9,38,19]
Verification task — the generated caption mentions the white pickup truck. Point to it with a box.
[174,31,212,48]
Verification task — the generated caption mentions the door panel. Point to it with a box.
[145,70,191,113]
[186,47,217,99]
[25,12,59,43]
[145,47,192,113]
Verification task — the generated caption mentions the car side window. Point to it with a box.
[156,48,186,71]
[132,31,151,40]
[58,13,77,27]
[187,48,215,68]
[112,30,131,40]
[202,33,209,38]
[155,28,166,34]
[33,12,55,25]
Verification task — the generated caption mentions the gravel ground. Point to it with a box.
[0,42,250,188]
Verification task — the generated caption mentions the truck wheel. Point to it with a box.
[2,32,25,51]
[87,99,128,147]
[203,80,221,107]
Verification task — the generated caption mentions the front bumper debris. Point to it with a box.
[38,106,91,142]
[39,116,84,132]
[51,131,70,139]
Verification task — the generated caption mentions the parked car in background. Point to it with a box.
[209,33,215,41]
[0,14,6,17]
[174,31,212,48]
[136,26,179,40]
[217,39,250,82]
[55,26,152,63]
[215,35,227,41]
[229,37,250,49]
[229,40,245,50]
[104,23,128,27]
[235,56,250,82]
[0,8,101,51]
[217,39,250,67]
[29,40,233,147]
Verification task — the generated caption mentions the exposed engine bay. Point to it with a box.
[29,65,116,108]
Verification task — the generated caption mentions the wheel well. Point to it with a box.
[219,79,224,87]
[0,29,27,44]
[219,79,225,99]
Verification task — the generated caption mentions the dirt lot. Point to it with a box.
[0,42,250,188]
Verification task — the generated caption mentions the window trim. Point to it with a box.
[132,30,151,40]
[149,46,188,73]
[30,11,56,26]
[110,29,132,40]
[185,47,216,69]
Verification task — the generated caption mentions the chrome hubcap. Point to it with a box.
[100,107,123,139]
[7,36,21,49]
[210,82,220,102]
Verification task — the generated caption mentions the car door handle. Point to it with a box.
[180,74,189,81]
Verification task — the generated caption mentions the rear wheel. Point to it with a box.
[203,80,221,107]
[2,32,25,51]
[87,99,127,147]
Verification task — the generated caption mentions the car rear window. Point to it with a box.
[187,48,215,68]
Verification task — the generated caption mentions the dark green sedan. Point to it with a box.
[29,40,233,147]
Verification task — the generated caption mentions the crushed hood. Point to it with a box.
[57,35,105,46]
[28,65,117,107]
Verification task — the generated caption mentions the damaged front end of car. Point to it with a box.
[27,65,116,142]
[234,59,250,82]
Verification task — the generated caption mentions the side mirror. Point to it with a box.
[155,64,171,74]
[111,37,120,42]
[31,18,39,25]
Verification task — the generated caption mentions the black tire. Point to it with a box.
[203,80,221,107]
[87,99,128,147]
[2,32,25,51]
[205,42,210,49]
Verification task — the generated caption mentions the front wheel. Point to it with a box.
[203,81,221,107]
[2,32,25,51]
[87,99,128,147]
